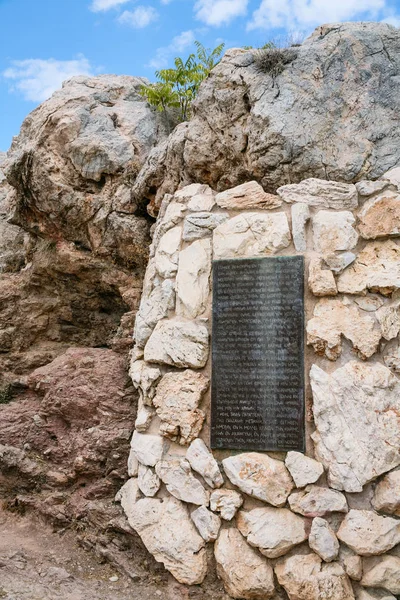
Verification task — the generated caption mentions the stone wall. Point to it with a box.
[117,172,400,600]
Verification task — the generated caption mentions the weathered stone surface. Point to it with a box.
[130,431,167,467]
[361,556,400,594]
[354,295,384,312]
[307,298,381,360]
[222,453,294,507]
[382,166,400,188]
[311,362,400,492]
[343,554,363,581]
[291,203,310,251]
[215,181,281,210]
[155,457,209,505]
[358,191,400,239]
[237,507,308,558]
[308,258,337,297]
[213,212,290,260]
[127,497,207,585]
[137,464,160,497]
[134,402,155,432]
[288,486,348,517]
[0,156,27,273]
[337,241,400,296]
[372,470,400,516]
[324,252,357,274]
[309,517,339,562]
[144,318,209,368]
[191,506,221,542]
[279,179,358,210]
[116,477,141,523]
[356,180,390,196]
[176,238,211,318]
[186,438,223,488]
[285,451,324,488]
[154,226,182,278]
[175,184,215,211]
[183,212,228,242]
[153,370,209,445]
[338,510,400,555]
[275,553,355,600]
[355,587,396,600]
[376,302,400,340]
[384,344,400,372]
[210,489,243,520]
[133,278,175,347]
[214,528,275,600]
[127,448,139,477]
[313,211,358,253]
[129,360,161,406]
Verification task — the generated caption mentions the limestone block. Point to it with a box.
[324,252,356,274]
[372,470,400,516]
[153,370,209,445]
[213,212,291,260]
[277,178,358,209]
[116,478,141,523]
[337,241,400,296]
[312,210,358,253]
[355,587,396,600]
[186,438,223,488]
[288,486,348,517]
[291,203,310,251]
[308,258,337,296]
[154,226,182,278]
[384,345,400,372]
[134,401,155,432]
[222,452,294,507]
[138,463,160,497]
[127,496,207,585]
[285,451,324,488]
[127,448,139,477]
[191,506,221,542]
[215,181,282,210]
[175,184,215,211]
[144,318,209,369]
[311,362,400,492]
[343,554,363,581]
[382,166,400,188]
[275,553,355,600]
[214,528,275,599]
[133,278,175,347]
[376,302,400,340]
[237,507,308,559]
[176,238,211,318]
[337,510,400,555]
[358,190,400,239]
[307,297,381,360]
[129,360,161,406]
[130,431,167,467]
[155,457,209,505]
[361,556,400,595]
[356,180,390,196]
[183,212,228,242]
[354,296,384,312]
[309,517,339,562]
[210,489,243,520]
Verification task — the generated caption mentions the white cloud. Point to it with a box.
[118,6,159,28]
[3,56,94,103]
[195,0,248,26]
[148,30,196,69]
[382,15,400,27]
[90,0,131,12]
[247,0,386,31]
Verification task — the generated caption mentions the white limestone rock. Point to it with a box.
[134,402,155,432]
[291,203,310,252]
[186,438,223,488]
[275,553,355,600]
[311,362,400,492]
[358,190,400,239]
[382,166,400,189]
[372,470,400,516]
[337,510,400,555]
[277,178,358,209]
[313,210,358,254]
[222,452,294,507]
[307,297,381,360]
[129,360,161,407]
[175,183,215,211]
[183,212,228,241]
[144,318,209,369]
[384,344,400,373]
[138,464,160,497]
[153,370,209,445]
[127,448,139,477]
[308,258,337,296]
[309,517,340,562]
[237,507,308,559]
[133,278,175,348]
[214,528,275,600]
[130,431,167,467]
[337,241,400,296]
[376,302,400,340]
[210,489,243,520]
[191,506,221,542]
[116,478,141,523]
[343,554,363,581]
[356,180,390,197]
[354,295,384,312]
[127,496,207,585]
[285,452,324,488]
[154,225,182,278]
[215,181,282,210]
[361,556,400,595]
[324,252,357,274]
[213,212,291,260]
[176,238,211,318]
[155,457,209,505]
[288,486,348,517]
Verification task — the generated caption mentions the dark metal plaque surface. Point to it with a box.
[211,256,305,452]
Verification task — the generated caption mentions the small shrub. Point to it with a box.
[0,384,13,405]
[253,46,298,78]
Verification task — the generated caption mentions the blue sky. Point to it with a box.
[1,0,400,151]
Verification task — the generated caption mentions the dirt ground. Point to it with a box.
[0,507,230,600]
